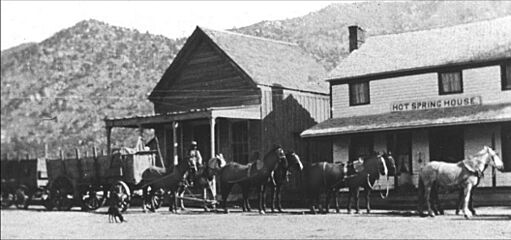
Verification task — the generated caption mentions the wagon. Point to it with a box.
[0,158,49,209]
[44,145,159,211]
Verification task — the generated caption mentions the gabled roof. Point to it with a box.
[149,26,328,100]
[301,103,511,138]
[328,16,511,81]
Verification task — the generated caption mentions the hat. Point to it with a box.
[191,141,197,146]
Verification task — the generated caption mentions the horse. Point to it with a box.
[266,151,304,213]
[218,145,287,214]
[301,160,348,214]
[340,152,396,214]
[418,146,503,219]
[176,154,226,211]
[135,156,194,213]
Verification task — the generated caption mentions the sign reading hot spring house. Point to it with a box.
[391,96,482,112]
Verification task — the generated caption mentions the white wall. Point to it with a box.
[332,65,511,118]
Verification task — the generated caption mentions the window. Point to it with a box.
[349,81,370,106]
[232,121,249,164]
[438,71,463,95]
[349,134,373,161]
[502,62,511,90]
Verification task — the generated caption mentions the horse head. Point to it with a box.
[483,146,504,171]
[285,151,304,173]
[264,145,287,171]
[205,154,227,179]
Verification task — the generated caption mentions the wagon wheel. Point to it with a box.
[50,177,74,211]
[109,181,131,212]
[145,188,164,212]
[81,186,102,211]
[14,186,30,209]
[1,190,14,209]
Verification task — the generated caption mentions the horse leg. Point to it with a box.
[142,186,148,213]
[269,184,276,213]
[325,190,331,214]
[469,189,476,216]
[455,189,463,215]
[424,185,434,217]
[347,188,353,214]
[365,188,371,214]
[417,178,424,216]
[462,184,473,219]
[276,184,283,213]
[429,183,439,215]
[221,183,232,214]
[354,187,360,214]
[241,184,250,212]
[334,189,340,213]
[258,184,266,214]
[308,192,317,214]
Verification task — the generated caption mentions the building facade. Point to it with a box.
[302,17,511,190]
[105,26,332,173]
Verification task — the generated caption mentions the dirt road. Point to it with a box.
[1,206,510,239]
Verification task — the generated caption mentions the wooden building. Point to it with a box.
[104,26,331,171]
[302,16,511,191]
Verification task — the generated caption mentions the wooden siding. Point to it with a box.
[260,86,331,162]
[153,39,260,113]
[332,65,511,118]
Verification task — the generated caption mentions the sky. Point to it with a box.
[1,1,338,51]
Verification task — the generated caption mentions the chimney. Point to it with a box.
[348,25,365,52]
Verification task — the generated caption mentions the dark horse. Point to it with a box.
[340,152,396,214]
[177,154,226,211]
[266,151,303,213]
[301,160,348,214]
[135,156,194,213]
[218,145,287,214]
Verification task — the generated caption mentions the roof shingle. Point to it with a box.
[301,103,511,138]
[328,16,511,80]
[200,27,328,93]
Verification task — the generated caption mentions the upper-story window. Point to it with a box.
[438,71,463,95]
[502,62,511,91]
[349,81,370,106]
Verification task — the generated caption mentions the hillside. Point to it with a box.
[1,19,186,155]
[232,1,511,70]
[2,2,511,156]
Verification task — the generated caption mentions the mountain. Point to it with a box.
[1,19,186,156]
[232,1,511,70]
[2,2,511,156]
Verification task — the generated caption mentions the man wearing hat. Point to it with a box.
[188,141,203,167]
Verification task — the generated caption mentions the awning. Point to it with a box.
[301,103,511,138]
[105,105,261,128]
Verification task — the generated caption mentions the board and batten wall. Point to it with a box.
[331,65,511,118]
[260,86,331,162]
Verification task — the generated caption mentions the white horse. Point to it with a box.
[418,146,504,219]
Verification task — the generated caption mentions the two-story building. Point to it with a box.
[302,16,511,192]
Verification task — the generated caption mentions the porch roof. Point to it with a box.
[105,105,260,128]
[301,103,511,138]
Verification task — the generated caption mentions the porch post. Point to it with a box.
[172,121,178,167]
[106,126,112,156]
[208,116,217,207]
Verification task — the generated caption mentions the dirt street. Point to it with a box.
[1,206,510,239]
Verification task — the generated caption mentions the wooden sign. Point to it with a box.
[391,96,482,112]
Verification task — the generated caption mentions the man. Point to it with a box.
[188,141,202,167]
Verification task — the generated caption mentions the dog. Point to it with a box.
[108,193,126,223]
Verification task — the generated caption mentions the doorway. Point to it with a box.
[387,131,413,190]
[429,127,464,162]
[502,123,511,172]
